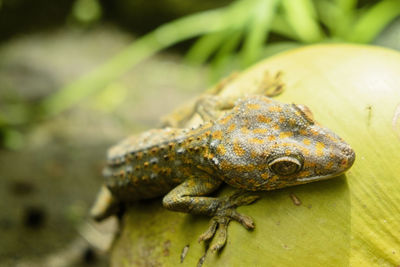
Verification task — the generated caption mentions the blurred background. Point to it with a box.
[0,0,399,266]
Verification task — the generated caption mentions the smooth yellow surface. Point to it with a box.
[112,44,400,267]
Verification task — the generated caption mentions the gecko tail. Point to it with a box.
[90,185,120,221]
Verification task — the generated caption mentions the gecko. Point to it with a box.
[90,94,355,252]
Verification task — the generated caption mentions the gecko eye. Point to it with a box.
[268,156,302,176]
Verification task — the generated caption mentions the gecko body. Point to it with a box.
[91,95,355,251]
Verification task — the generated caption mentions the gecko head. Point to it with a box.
[209,95,355,191]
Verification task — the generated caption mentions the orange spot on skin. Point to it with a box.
[285,150,292,156]
[252,128,268,134]
[249,137,265,144]
[256,163,269,171]
[268,175,279,183]
[261,173,269,179]
[250,150,258,158]
[268,106,282,112]
[303,138,311,145]
[227,124,236,132]
[217,144,226,155]
[327,134,338,143]
[297,171,311,178]
[247,103,260,110]
[326,161,334,170]
[305,162,317,168]
[235,164,256,172]
[300,147,310,156]
[299,129,308,136]
[220,114,233,125]
[279,132,293,138]
[268,135,276,141]
[212,130,223,140]
[279,116,285,123]
[273,124,280,130]
[257,115,272,123]
[233,140,246,156]
[219,160,232,171]
[315,142,325,156]
[135,152,143,160]
[310,129,320,136]
[241,127,250,134]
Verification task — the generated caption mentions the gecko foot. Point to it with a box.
[198,192,260,252]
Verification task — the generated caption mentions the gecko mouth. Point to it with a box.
[296,171,346,182]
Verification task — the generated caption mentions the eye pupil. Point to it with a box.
[269,156,302,176]
[272,161,297,175]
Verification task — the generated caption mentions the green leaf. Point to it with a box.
[281,0,324,42]
[270,14,298,39]
[210,29,242,81]
[335,0,357,12]
[349,0,400,43]
[314,0,343,36]
[241,0,280,66]
[185,31,231,64]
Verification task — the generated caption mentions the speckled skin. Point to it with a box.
[91,95,355,252]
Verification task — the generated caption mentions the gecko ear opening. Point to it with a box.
[292,104,315,124]
[268,156,303,176]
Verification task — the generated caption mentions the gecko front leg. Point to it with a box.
[162,176,260,252]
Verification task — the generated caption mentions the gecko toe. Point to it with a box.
[198,218,218,242]
[230,212,255,229]
[210,220,228,252]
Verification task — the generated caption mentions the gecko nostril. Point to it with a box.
[341,146,353,157]
[341,146,355,167]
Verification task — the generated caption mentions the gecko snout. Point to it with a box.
[340,146,355,170]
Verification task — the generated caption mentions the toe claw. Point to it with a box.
[230,211,255,229]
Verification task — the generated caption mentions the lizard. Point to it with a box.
[90,92,355,253]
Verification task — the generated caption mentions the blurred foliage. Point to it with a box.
[39,0,400,117]
[71,0,102,25]
[1,0,400,149]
